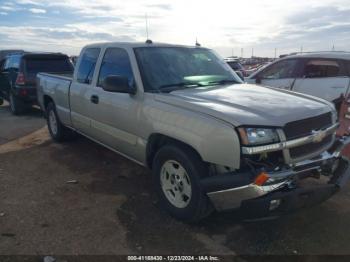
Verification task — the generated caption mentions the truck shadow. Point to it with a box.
[0,103,43,118]
[48,136,350,255]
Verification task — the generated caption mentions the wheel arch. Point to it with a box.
[43,95,54,110]
[42,95,54,117]
[146,133,204,169]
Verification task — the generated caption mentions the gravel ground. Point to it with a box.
[1,103,350,258]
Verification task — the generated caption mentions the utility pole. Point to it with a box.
[332,44,335,51]
[241,48,243,58]
[145,13,150,40]
[251,47,254,58]
[274,48,277,59]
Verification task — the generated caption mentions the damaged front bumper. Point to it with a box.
[202,136,350,218]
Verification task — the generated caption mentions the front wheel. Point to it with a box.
[46,102,76,142]
[152,144,213,222]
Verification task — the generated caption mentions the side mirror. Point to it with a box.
[102,75,136,94]
[255,76,262,84]
[236,71,244,81]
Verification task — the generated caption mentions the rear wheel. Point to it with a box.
[46,102,76,142]
[153,144,213,222]
[9,93,25,115]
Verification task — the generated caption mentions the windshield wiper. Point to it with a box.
[158,82,203,93]
[207,79,239,85]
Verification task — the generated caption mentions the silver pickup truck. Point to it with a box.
[37,42,350,222]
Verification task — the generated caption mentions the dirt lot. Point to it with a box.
[1,102,350,257]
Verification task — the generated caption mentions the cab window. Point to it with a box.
[303,59,342,78]
[259,59,297,79]
[97,48,134,88]
[77,48,100,84]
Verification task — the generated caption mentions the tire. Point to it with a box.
[152,144,214,222]
[46,102,76,142]
[9,93,25,115]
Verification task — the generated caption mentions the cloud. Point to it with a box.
[0,25,136,55]
[29,8,46,14]
[0,12,8,16]
[0,6,17,11]
[146,4,172,10]
[1,0,350,57]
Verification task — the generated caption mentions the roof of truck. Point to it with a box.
[84,41,208,49]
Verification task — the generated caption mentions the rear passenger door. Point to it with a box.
[292,59,350,103]
[252,59,299,90]
[70,48,101,134]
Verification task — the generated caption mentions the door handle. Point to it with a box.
[90,95,99,104]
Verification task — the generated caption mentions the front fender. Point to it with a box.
[143,102,241,168]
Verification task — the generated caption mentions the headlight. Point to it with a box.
[238,127,280,146]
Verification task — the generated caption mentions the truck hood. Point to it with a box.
[154,84,333,127]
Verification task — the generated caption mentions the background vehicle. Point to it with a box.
[0,50,24,62]
[225,58,247,79]
[247,52,350,111]
[37,42,350,222]
[0,50,24,79]
[0,52,73,114]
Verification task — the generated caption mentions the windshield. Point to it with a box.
[134,47,242,92]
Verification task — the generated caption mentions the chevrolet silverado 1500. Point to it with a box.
[37,42,350,222]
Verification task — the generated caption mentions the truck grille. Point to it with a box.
[283,112,332,140]
[289,134,333,159]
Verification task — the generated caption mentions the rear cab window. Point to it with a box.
[76,48,101,85]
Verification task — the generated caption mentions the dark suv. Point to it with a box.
[0,53,73,114]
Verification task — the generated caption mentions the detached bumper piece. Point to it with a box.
[203,136,350,218]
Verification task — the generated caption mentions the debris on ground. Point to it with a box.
[43,256,56,262]
[66,180,78,184]
[1,233,15,237]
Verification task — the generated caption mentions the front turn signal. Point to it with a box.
[254,172,269,186]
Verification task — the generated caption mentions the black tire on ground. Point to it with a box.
[46,102,76,142]
[152,144,214,222]
[9,93,25,115]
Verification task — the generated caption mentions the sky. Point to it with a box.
[0,0,349,57]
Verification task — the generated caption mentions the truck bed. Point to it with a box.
[36,72,73,125]
[38,72,73,81]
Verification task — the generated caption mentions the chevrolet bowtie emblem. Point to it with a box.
[311,130,326,143]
